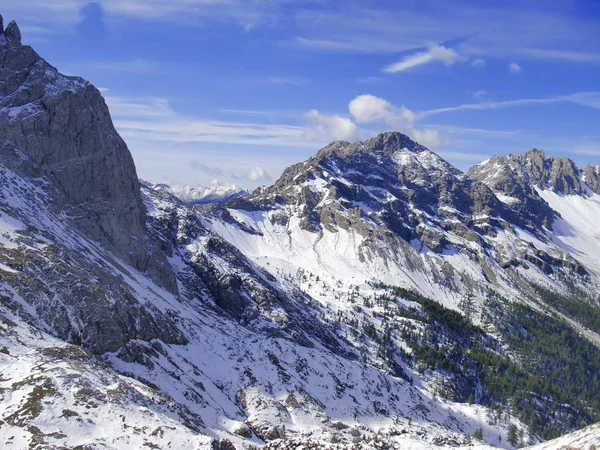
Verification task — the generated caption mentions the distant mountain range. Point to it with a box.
[142,181,249,205]
[1,15,600,450]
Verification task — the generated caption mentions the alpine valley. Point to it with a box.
[1,16,600,450]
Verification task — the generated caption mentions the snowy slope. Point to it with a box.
[537,185,600,278]
[0,309,212,450]
[526,422,600,450]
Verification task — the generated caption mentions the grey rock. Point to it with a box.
[5,20,20,44]
[550,156,581,195]
[584,164,600,194]
[468,154,557,228]
[0,26,177,293]
[0,14,4,33]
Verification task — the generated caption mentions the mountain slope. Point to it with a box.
[213,133,592,310]
[470,151,600,280]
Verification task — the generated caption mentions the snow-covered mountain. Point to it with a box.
[142,181,249,205]
[1,16,600,450]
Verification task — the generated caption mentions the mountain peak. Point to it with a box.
[0,15,21,45]
[4,20,21,44]
[364,131,426,154]
[314,131,427,162]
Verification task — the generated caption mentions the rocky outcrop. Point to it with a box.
[468,149,587,227]
[471,149,582,198]
[4,20,20,44]
[550,157,581,195]
[249,131,514,253]
[584,164,600,194]
[468,154,557,228]
[0,19,176,293]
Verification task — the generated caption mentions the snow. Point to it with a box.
[526,422,600,449]
[537,187,600,278]
[143,181,248,204]
[494,194,520,205]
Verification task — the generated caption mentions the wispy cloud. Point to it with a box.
[104,96,314,148]
[93,58,158,73]
[569,145,600,157]
[383,44,465,73]
[508,62,522,73]
[259,76,308,85]
[189,161,225,177]
[417,91,600,119]
[471,58,485,67]
[356,76,386,84]
[473,90,487,101]
[5,0,600,67]
[517,48,600,63]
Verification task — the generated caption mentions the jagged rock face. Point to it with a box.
[470,149,582,195]
[0,23,176,293]
[250,132,515,253]
[469,150,587,228]
[584,164,600,194]
[550,157,581,195]
[468,154,557,228]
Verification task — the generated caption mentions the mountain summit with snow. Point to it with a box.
[1,17,600,450]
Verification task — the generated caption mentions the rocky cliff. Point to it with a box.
[0,17,176,293]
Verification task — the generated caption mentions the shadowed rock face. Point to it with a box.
[0,21,177,293]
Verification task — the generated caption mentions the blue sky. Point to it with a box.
[3,0,600,188]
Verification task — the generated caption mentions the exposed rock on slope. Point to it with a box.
[218,132,590,307]
[0,20,176,292]
[583,163,600,194]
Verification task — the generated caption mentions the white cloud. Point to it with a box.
[304,109,358,141]
[383,44,465,73]
[508,62,522,73]
[348,94,443,148]
[473,90,487,101]
[104,96,315,149]
[471,58,485,67]
[247,166,271,182]
[349,95,414,124]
